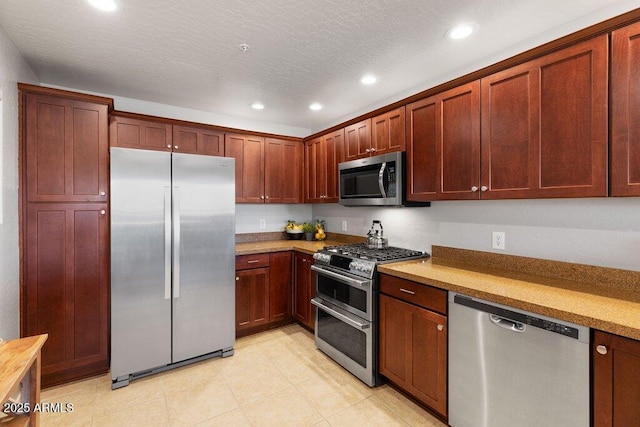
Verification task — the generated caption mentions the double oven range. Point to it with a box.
[311,243,427,386]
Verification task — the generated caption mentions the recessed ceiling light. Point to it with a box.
[359,75,377,85]
[309,103,323,111]
[251,102,264,110]
[446,23,477,40]
[87,0,117,12]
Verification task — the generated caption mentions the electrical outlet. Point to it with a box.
[342,220,348,232]
[259,219,266,230]
[492,231,505,250]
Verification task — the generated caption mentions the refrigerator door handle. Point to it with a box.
[173,186,181,298]
[164,186,172,299]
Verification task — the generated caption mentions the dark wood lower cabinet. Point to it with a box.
[235,268,270,332]
[268,252,293,323]
[23,203,109,387]
[593,330,640,426]
[293,252,314,330]
[379,293,447,418]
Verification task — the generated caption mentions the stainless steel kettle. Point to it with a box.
[366,220,388,249]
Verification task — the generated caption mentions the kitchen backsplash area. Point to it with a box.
[235,204,312,234]
[312,198,640,272]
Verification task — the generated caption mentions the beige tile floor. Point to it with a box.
[40,324,447,426]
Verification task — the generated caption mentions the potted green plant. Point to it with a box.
[302,222,315,240]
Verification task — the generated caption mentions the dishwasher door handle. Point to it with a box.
[490,314,525,332]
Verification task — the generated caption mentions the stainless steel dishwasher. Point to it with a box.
[448,292,590,427]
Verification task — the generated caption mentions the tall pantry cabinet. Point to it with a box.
[19,84,112,387]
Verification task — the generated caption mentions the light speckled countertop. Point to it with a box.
[378,247,640,341]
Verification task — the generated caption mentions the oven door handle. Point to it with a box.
[310,265,369,287]
[311,298,370,330]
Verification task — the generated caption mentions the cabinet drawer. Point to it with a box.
[236,253,270,270]
[379,274,447,315]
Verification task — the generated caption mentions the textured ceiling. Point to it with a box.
[0,0,636,133]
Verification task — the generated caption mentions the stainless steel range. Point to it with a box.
[311,243,427,386]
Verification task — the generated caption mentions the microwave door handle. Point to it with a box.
[378,162,387,198]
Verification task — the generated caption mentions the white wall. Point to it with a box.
[236,204,312,234]
[0,25,38,340]
[312,199,640,272]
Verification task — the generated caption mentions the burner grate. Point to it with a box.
[323,243,425,262]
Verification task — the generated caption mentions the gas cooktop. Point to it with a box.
[320,243,426,262]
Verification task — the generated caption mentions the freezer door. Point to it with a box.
[110,148,172,380]
[171,153,236,362]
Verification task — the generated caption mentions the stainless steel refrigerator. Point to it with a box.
[110,147,235,389]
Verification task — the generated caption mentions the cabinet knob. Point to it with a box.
[481,186,488,192]
[265,196,269,200]
[100,191,106,196]
[371,148,376,152]
[596,345,608,355]
[471,186,479,192]
[365,149,371,153]
[174,145,179,150]
[166,144,172,149]
[100,210,106,215]
[236,277,239,281]
[437,324,444,331]
[260,196,265,200]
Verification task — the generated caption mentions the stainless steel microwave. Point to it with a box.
[339,151,416,207]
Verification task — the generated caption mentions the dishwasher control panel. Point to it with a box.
[454,294,580,339]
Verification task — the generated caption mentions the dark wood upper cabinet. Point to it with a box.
[593,330,640,426]
[224,133,265,203]
[344,119,372,161]
[172,125,224,156]
[23,92,109,203]
[323,129,344,202]
[371,107,406,155]
[406,81,481,201]
[264,138,302,203]
[109,115,172,152]
[304,130,343,203]
[481,34,608,199]
[611,22,640,196]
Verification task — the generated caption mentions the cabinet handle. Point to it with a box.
[471,186,479,192]
[247,260,260,264]
[260,196,265,200]
[265,196,269,200]
[437,324,444,331]
[481,186,488,192]
[371,148,376,152]
[166,144,172,149]
[400,288,415,295]
[174,145,179,150]
[236,277,239,281]
[100,210,106,215]
[100,191,106,196]
[365,149,371,153]
[596,345,608,355]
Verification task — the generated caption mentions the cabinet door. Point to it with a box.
[611,22,640,196]
[593,331,640,427]
[109,116,172,152]
[265,138,302,203]
[24,203,109,386]
[173,125,224,156]
[481,34,608,199]
[406,82,480,201]
[24,93,109,203]
[225,134,265,203]
[235,268,270,331]
[324,129,344,202]
[379,294,447,418]
[293,252,314,329]
[344,119,372,160]
[268,252,292,323]
[304,137,324,203]
[372,107,406,155]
